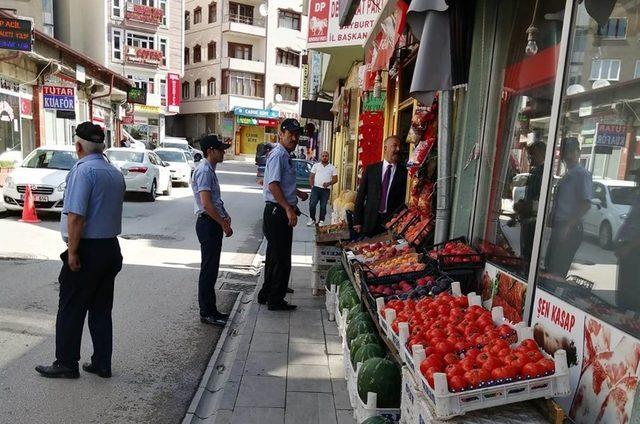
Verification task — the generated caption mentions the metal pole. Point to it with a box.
[435,90,453,244]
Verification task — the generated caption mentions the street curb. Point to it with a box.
[182,290,244,424]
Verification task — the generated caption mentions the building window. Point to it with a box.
[276,48,300,67]
[185,11,190,30]
[207,78,216,96]
[221,71,264,97]
[182,81,190,99]
[184,47,189,64]
[208,2,217,23]
[228,42,252,60]
[126,32,155,49]
[228,2,254,25]
[159,37,168,66]
[193,44,202,63]
[207,42,216,60]
[128,74,149,92]
[194,79,202,98]
[278,10,300,30]
[274,84,298,102]
[590,59,621,81]
[597,17,627,39]
[160,78,166,105]
[148,77,155,94]
[112,0,122,18]
[194,6,202,24]
[112,28,124,61]
[635,60,640,79]
[159,0,167,26]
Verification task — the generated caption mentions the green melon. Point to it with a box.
[357,357,401,408]
[339,289,359,311]
[350,333,382,363]
[361,416,394,424]
[352,343,386,366]
[346,316,375,347]
[326,264,347,289]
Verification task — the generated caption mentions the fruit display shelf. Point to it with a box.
[424,237,484,271]
[316,221,350,243]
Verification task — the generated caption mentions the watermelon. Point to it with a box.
[352,343,386,366]
[346,316,375,347]
[361,416,394,424]
[326,264,347,289]
[339,288,359,311]
[357,357,401,408]
[350,333,382,363]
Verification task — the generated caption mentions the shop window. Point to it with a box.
[194,79,201,98]
[194,7,202,24]
[228,42,252,60]
[207,41,216,60]
[185,11,190,30]
[274,84,298,102]
[182,81,190,99]
[536,3,640,338]
[589,59,621,81]
[472,0,563,280]
[278,10,300,30]
[112,28,123,61]
[207,78,216,96]
[208,2,217,23]
[275,48,300,67]
[597,17,627,39]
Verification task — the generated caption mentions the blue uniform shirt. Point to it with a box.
[552,164,592,223]
[263,143,297,206]
[61,153,125,240]
[192,160,227,218]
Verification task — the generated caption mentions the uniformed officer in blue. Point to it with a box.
[258,119,308,311]
[36,122,125,379]
[192,134,233,326]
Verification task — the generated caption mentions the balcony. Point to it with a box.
[222,14,266,37]
[125,46,163,67]
[222,57,264,74]
[124,2,163,28]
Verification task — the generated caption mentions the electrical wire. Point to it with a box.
[18,59,55,87]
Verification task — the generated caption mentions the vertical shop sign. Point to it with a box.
[310,52,322,99]
[302,63,310,100]
[308,0,330,42]
[166,73,180,112]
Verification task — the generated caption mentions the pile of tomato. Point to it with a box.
[427,241,482,266]
[383,293,555,393]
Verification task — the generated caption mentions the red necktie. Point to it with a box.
[379,164,392,213]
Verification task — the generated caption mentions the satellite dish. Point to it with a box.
[275,93,283,103]
[259,3,268,17]
[566,84,585,95]
[592,79,611,90]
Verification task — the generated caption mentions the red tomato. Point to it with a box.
[498,324,515,338]
[448,375,468,392]
[503,352,526,374]
[537,358,555,374]
[427,329,446,340]
[524,350,544,363]
[464,368,491,387]
[460,358,477,371]
[454,341,470,353]
[464,326,481,338]
[423,366,440,388]
[443,353,459,365]
[521,362,542,378]
[421,354,444,372]
[465,348,481,360]
[519,339,539,352]
[455,296,469,308]
[445,364,465,378]
[424,346,436,357]
[481,356,503,371]
[436,341,455,355]
[491,365,518,380]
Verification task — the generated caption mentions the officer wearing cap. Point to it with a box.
[36,122,125,379]
[258,118,308,311]
[193,134,233,326]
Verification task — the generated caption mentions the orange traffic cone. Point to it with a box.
[19,185,41,223]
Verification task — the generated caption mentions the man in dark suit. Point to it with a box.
[353,136,407,236]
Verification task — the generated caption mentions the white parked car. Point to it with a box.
[159,137,203,162]
[2,145,78,213]
[154,148,192,186]
[583,179,639,249]
[105,148,172,201]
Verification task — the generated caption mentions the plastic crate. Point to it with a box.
[313,244,342,266]
[326,284,337,321]
[424,236,485,270]
[316,224,350,243]
[400,366,419,424]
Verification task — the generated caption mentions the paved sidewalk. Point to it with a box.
[194,223,353,424]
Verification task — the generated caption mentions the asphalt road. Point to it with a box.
[0,160,264,424]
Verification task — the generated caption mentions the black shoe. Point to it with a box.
[82,362,111,378]
[268,301,297,311]
[35,363,79,379]
[200,315,227,326]
[257,298,267,305]
[214,312,230,320]
[286,288,294,294]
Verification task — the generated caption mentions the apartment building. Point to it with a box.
[172,0,306,155]
[55,0,184,145]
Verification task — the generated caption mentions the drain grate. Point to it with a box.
[120,234,182,241]
[225,272,258,283]
[220,282,256,293]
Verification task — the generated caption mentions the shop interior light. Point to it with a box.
[525,0,541,56]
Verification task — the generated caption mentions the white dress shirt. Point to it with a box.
[311,162,337,188]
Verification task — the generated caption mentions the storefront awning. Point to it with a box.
[301,100,334,121]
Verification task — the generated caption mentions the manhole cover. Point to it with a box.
[120,234,182,241]
[220,282,256,293]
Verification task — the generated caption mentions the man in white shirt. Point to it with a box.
[307,151,338,226]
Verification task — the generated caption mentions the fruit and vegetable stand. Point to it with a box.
[316,223,571,423]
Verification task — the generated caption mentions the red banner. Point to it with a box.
[167,73,180,112]
[125,3,163,25]
[20,97,32,118]
[308,0,329,43]
[125,46,163,65]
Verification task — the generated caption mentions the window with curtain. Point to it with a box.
[208,2,217,23]
[208,42,216,60]
[194,79,201,98]
[278,10,300,30]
